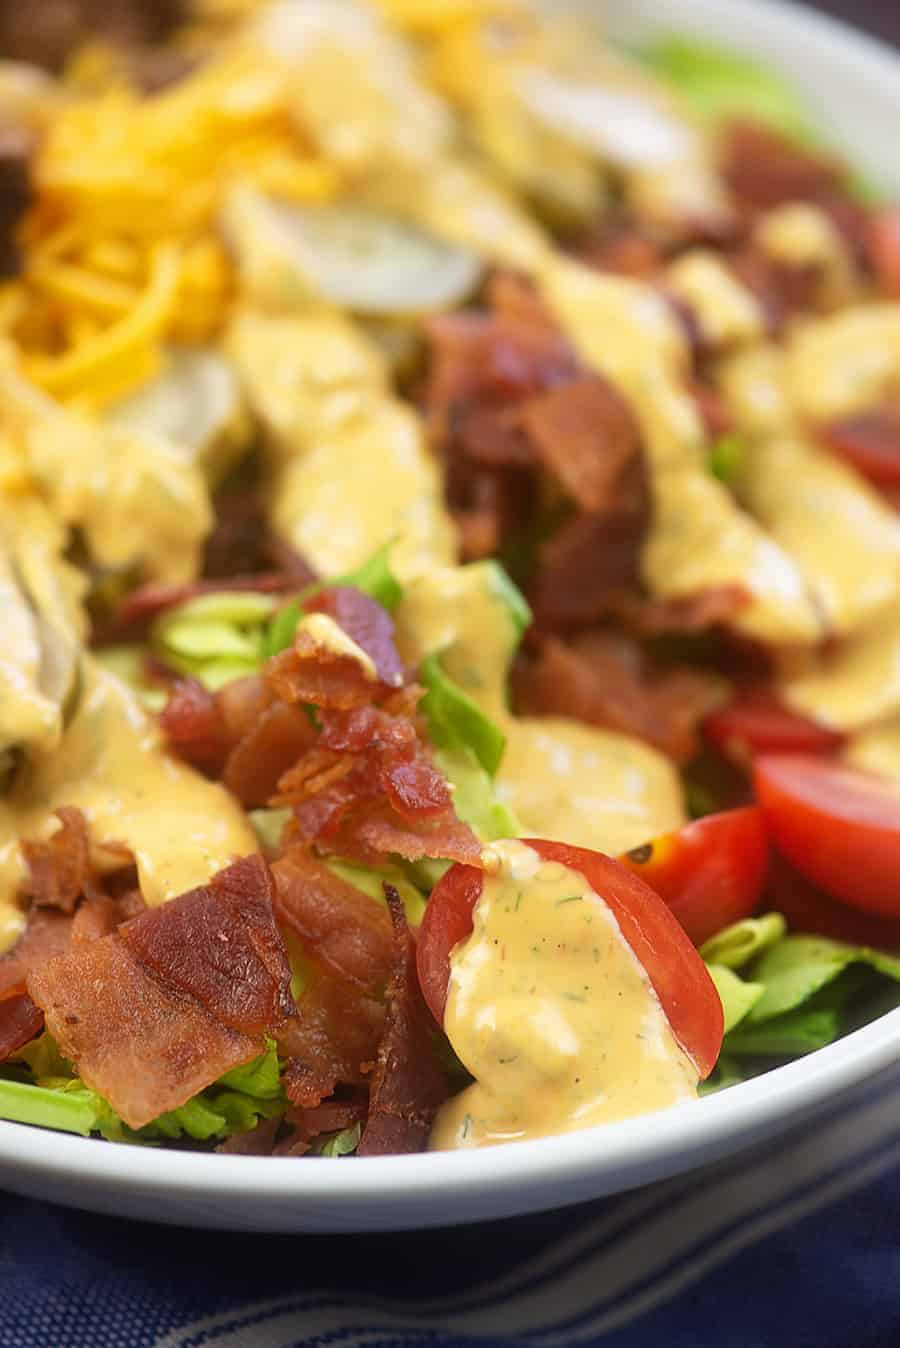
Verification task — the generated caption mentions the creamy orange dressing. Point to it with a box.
[844,719,900,781]
[734,435,900,636]
[753,203,858,311]
[537,257,823,647]
[779,601,900,731]
[665,251,764,350]
[0,368,210,583]
[395,564,685,853]
[785,304,900,423]
[227,309,457,580]
[0,660,256,954]
[430,840,698,1149]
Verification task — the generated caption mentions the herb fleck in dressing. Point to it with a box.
[429,840,698,1150]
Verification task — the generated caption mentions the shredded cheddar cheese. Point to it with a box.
[2,35,340,410]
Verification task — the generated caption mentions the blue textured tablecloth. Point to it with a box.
[1,1061,897,1348]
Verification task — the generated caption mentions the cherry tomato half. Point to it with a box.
[620,808,769,947]
[754,755,900,918]
[705,689,844,765]
[766,853,900,950]
[417,838,724,1078]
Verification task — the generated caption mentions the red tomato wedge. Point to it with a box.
[754,755,900,917]
[705,690,844,764]
[766,853,900,950]
[417,839,724,1078]
[620,808,769,947]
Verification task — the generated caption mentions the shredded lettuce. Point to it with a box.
[326,857,427,927]
[421,651,507,777]
[703,923,900,1077]
[709,434,746,486]
[642,37,815,140]
[0,1036,287,1145]
[316,1123,361,1157]
[700,913,787,970]
[743,936,900,1025]
[152,591,276,689]
[707,964,764,1035]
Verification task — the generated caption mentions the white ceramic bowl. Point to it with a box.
[2,0,899,1232]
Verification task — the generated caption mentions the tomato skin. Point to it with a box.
[417,839,724,1078]
[754,755,900,918]
[620,808,769,947]
[766,853,900,950]
[705,690,844,764]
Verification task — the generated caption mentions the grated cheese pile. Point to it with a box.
[0,13,340,413]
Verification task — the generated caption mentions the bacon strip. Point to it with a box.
[27,855,296,1129]
[20,808,98,914]
[272,847,394,989]
[358,886,448,1156]
[512,632,726,764]
[519,376,642,514]
[0,994,44,1062]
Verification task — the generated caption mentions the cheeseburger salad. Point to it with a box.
[0,0,898,1158]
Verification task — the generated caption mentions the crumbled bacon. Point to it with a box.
[819,409,900,488]
[20,808,98,914]
[519,376,642,514]
[279,976,385,1102]
[276,1095,368,1157]
[159,677,231,773]
[867,206,900,297]
[273,685,480,869]
[217,1116,282,1156]
[357,886,448,1156]
[0,993,44,1062]
[222,700,317,808]
[272,847,394,989]
[27,854,296,1128]
[305,587,405,688]
[574,221,664,279]
[512,631,726,764]
[604,585,750,639]
[0,907,76,1003]
[722,120,847,212]
[530,487,649,634]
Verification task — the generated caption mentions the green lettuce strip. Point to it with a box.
[0,1037,287,1144]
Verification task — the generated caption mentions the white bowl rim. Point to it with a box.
[2,0,900,1225]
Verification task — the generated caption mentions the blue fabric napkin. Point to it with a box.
[1,1060,897,1348]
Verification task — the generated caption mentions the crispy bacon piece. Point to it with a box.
[530,484,649,634]
[305,587,405,688]
[691,380,735,439]
[1,857,145,1063]
[274,683,480,868]
[222,700,317,808]
[279,977,385,1103]
[27,855,296,1128]
[723,121,847,212]
[358,886,448,1156]
[0,994,44,1061]
[273,847,394,989]
[519,376,642,515]
[0,907,73,1002]
[575,222,664,279]
[159,677,231,773]
[820,409,900,487]
[20,808,98,914]
[512,631,726,764]
[868,206,900,298]
[267,633,380,712]
[217,1116,282,1156]
[276,1095,368,1157]
[604,585,750,638]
